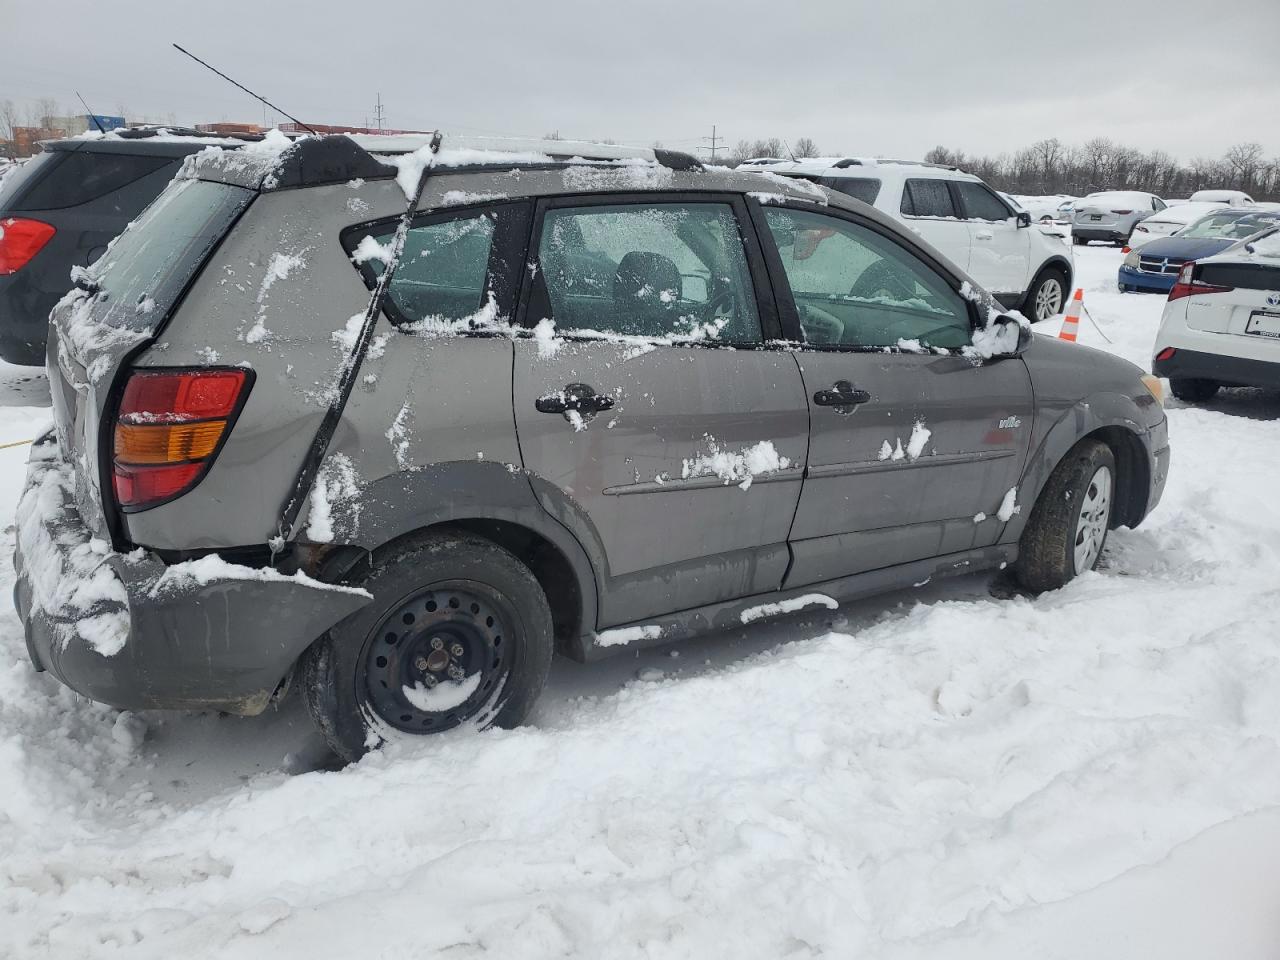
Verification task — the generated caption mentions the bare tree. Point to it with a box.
[793,136,819,158]
[1224,142,1264,191]
[0,99,19,142]
[33,97,60,128]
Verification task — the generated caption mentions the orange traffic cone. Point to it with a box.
[1058,288,1083,342]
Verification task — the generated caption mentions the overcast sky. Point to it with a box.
[4,0,1279,162]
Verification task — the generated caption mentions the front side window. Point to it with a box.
[955,181,1012,221]
[900,179,957,218]
[764,207,971,350]
[354,210,499,326]
[533,203,762,343]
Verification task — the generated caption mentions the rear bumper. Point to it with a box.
[14,432,371,713]
[1153,347,1280,390]
[1118,265,1176,293]
[1074,227,1127,242]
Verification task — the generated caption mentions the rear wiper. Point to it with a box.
[70,265,100,295]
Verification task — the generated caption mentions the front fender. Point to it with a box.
[999,391,1160,543]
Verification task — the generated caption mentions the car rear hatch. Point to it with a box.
[46,176,255,536]
[1184,256,1280,337]
[1074,201,1131,228]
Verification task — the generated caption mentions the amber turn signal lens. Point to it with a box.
[114,421,227,465]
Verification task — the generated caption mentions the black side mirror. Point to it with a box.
[1016,211,1032,228]
[978,314,1033,360]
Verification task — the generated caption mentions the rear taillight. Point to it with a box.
[0,217,56,274]
[1168,260,1233,302]
[1111,209,1133,215]
[111,368,252,510]
[1155,347,1176,361]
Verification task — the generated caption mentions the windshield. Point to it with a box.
[1182,211,1280,241]
[87,178,252,335]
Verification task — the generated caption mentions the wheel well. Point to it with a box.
[1087,426,1150,528]
[1036,256,1073,289]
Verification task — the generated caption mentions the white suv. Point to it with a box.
[748,158,1075,321]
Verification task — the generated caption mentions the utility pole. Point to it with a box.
[374,94,385,133]
[701,124,722,163]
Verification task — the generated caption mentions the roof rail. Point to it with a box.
[346,133,702,170]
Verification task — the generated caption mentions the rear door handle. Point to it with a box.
[975,230,994,240]
[535,383,615,418]
[813,380,872,412]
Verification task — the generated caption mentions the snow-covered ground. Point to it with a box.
[2,244,1280,959]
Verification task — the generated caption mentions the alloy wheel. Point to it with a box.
[1035,277,1064,320]
[1073,466,1112,573]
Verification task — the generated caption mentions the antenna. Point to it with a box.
[172,43,317,134]
[782,139,797,161]
[76,92,107,134]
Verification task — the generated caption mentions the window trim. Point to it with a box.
[744,197,982,353]
[513,191,784,348]
[339,199,533,330]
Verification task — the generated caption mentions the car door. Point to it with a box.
[512,194,809,628]
[899,177,971,273]
[954,179,1030,296]
[749,201,1035,587]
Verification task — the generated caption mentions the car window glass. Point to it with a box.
[901,179,956,218]
[15,151,174,211]
[955,181,1011,221]
[764,207,970,350]
[360,211,498,326]
[534,203,762,343]
[820,177,881,205]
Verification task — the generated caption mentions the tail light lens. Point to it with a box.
[0,217,56,274]
[1168,261,1234,302]
[1111,209,1133,215]
[112,368,252,510]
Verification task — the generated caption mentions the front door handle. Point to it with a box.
[535,383,615,419]
[813,380,871,412]
[975,230,994,240]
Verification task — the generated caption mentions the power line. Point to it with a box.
[700,124,723,162]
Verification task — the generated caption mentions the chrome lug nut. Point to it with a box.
[450,642,465,658]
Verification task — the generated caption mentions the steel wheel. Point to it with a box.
[357,580,514,733]
[1034,276,1064,320]
[1073,466,1112,573]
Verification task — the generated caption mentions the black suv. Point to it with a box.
[0,129,256,365]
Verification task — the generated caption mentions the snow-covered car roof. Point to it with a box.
[1079,191,1158,207]
[1143,201,1235,227]
[1189,189,1253,205]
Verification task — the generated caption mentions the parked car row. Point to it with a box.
[13,133,1168,761]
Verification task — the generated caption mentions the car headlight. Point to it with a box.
[1123,249,1141,268]
[1140,374,1164,406]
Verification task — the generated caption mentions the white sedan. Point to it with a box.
[1128,201,1243,250]
[1152,228,1280,402]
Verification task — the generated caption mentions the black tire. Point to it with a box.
[1022,266,1068,322]
[300,531,554,762]
[1012,439,1116,594]
[1170,377,1219,403]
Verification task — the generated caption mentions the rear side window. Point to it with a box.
[12,151,175,211]
[532,203,762,343]
[88,178,253,335]
[820,177,881,205]
[955,181,1011,221]
[0,152,60,210]
[364,213,495,326]
[900,179,957,218]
